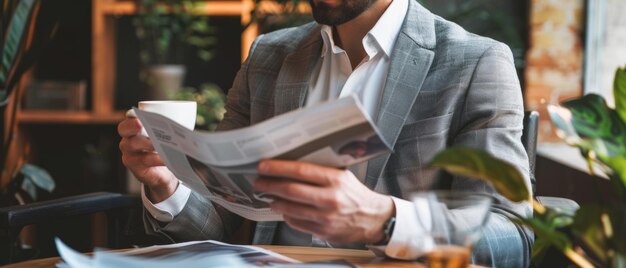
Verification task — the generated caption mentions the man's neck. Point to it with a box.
[334,0,393,69]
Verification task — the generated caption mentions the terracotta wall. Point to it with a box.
[524,0,584,142]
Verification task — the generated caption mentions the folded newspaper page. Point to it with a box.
[134,95,391,221]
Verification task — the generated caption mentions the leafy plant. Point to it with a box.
[3,164,55,205]
[134,0,217,66]
[1,0,57,204]
[171,84,226,131]
[429,67,626,268]
[429,147,530,203]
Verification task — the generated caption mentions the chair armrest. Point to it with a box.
[0,192,139,229]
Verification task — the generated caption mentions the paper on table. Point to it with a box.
[93,250,244,268]
[55,238,296,268]
[55,238,360,268]
[55,238,93,268]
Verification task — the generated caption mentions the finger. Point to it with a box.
[119,136,156,153]
[257,160,342,186]
[271,199,328,224]
[122,152,166,168]
[118,118,143,137]
[254,178,336,208]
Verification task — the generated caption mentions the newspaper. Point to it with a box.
[55,238,356,268]
[55,238,291,268]
[134,95,391,221]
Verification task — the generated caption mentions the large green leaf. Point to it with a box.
[20,164,55,193]
[547,104,585,146]
[1,0,36,93]
[562,94,626,158]
[428,147,530,202]
[552,93,626,193]
[2,13,59,106]
[615,67,626,124]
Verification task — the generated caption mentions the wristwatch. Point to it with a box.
[375,216,396,245]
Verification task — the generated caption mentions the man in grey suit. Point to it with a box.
[118,0,533,266]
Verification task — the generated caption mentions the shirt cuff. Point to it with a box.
[367,197,435,260]
[141,181,192,222]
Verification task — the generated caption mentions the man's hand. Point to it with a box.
[254,160,395,244]
[118,117,178,203]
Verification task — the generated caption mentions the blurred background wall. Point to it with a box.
[525,0,584,142]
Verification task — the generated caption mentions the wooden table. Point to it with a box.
[3,245,432,268]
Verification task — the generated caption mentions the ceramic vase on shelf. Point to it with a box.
[142,64,186,100]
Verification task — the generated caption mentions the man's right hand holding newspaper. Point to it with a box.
[254,159,395,244]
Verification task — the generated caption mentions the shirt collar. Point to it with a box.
[368,0,408,57]
[320,26,342,57]
[319,0,408,58]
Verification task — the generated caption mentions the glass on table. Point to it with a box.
[411,191,493,268]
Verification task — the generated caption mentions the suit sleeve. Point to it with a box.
[143,35,266,243]
[379,43,533,268]
[448,42,533,268]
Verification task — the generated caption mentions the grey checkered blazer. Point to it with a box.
[144,0,533,266]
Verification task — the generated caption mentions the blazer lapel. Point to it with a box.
[274,28,323,115]
[364,0,437,191]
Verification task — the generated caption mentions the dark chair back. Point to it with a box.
[521,111,539,195]
[0,192,143,264]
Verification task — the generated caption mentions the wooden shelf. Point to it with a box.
[18,111,126,124]
[18,0,310,125]
[99,1,308,17]
[101,1,247,16]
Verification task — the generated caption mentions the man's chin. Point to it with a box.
[310,0,342,25]
[312,10,350,26]
[310,1,368,26]
[310,0,338,8]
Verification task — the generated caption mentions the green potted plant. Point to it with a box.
[1,0,57,206]
[134,0,216,100]
[429,67,626,268]
[171,83,226,131]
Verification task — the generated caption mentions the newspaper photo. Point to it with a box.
[134,95,391,221]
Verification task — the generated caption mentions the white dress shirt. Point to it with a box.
[141,0,421,259]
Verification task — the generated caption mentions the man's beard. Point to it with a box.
[308,0,373,26]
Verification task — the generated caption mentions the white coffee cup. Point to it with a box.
[138,100,197,130]
[126,100,197,136]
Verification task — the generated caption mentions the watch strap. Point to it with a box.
[375,216,396,245]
